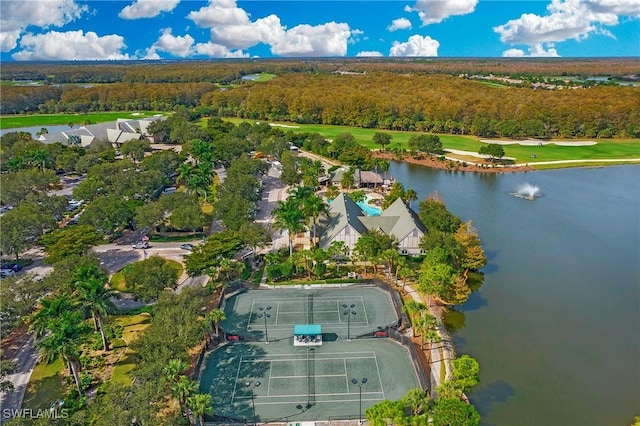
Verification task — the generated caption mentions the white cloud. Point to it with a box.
[388,18,412,31]
[12,30,129,61]
[194,42,249,58]
[356,50,384,57]
[271,22,351,56]
[151,29,194,57]
[502,48,526,57]
[389,34,439,56]
[0,0,87,52]
[119,0,180,20]
[188,0,252,28]
[407,0,478,26]
[494,0,640,45]
[502,43,560,57]
[189,0,351,56]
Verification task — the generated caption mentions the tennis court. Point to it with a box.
[199,338,420,422]
[221,286,399,341]
[198,286,420,422]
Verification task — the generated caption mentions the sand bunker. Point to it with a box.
[481,139,597,146]
[445,148,516,160]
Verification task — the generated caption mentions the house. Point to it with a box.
[318,193,426,255]
[330,167,383,188]
[37,115,166,148]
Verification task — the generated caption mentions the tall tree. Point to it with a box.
[73,265,116,351]
[36,310,89,394]
[206,309,226,336]
[187,392,214,426]
[372,132,392,151]
[272,198,306,256]
[454,221,487,278]
[478,143,505,163]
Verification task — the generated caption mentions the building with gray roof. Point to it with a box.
[318,193,426,255]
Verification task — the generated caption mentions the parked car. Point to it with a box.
[180,243,194,251]
[0,261,22,272]
[1,268,16,277]
[132,241,149,249]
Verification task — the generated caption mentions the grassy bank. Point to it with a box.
[223,118,640,167]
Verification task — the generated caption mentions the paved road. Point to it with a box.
[0,335,38,423]
[1,239,207,416]
[255,163,289,253]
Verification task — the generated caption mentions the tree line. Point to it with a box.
[2,58,637,85]
[202,72,640,139]
[3,59,638,138]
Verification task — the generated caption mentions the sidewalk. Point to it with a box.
[402,282,452,398]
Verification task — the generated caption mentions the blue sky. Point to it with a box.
[1,0,638,61]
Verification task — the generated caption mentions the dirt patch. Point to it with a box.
[1,324,31,360]
[373,152,534,173]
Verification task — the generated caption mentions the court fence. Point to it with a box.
[201,280,432,422]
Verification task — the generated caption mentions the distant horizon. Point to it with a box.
[1,0,638,61]
[3,56,639,65]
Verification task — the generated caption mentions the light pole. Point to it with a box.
[244,380,260,425]
[351,377,368,425]
[257,305,272,344]
[342,303,356,341]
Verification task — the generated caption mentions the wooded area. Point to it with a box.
[2,59,639,138]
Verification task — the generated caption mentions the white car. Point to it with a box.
[132,241,149,249]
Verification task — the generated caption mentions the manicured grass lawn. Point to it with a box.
[110,349,137,386]
[110,313,151,386]
[0,111,166,129]
[22,357,65,410]
[223,118,640,165]
[255,73,276,82]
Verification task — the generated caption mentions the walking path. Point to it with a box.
[401,283,452,398]
[0,335,38,424]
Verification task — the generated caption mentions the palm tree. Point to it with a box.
[187,392,213,426]
[301,194,326,247]
[206,309,226,336]
[36,311,89,395]
[272,198,306,256]
[74,266,115,351]
[340,169,355,190]
[401,299,426,325]
[380,249,401,282]
[176,162,194,188]
[25,149,52,171]
[398,264,414,292]
[325,185,339,201]
[424,329,442,355]
[297,249,315,279]
[36,127,48,138]
[171,376,198,410]
[29,295,77,338]
[328,240,349,274]
[163,359,188,384]
[402,387,429,416]
[404,188,418,208]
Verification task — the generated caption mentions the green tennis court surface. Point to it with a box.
[221,286,399,341]
[199,286,420,422]
[199,339,420,422]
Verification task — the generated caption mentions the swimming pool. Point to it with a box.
[357,200,381,216]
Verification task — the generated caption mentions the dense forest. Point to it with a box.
[2,59,639,138]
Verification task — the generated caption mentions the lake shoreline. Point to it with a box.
[372,152,536,173]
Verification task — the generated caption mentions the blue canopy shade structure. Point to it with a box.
[294,324,322,336]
